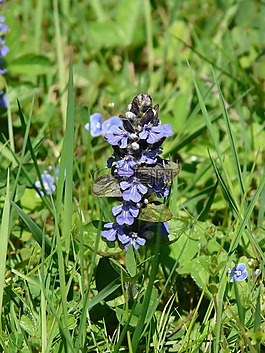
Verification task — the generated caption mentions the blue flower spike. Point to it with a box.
[229,263,248,282]
[92,93,179,251]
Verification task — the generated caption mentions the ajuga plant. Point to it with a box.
[92,93,180,251]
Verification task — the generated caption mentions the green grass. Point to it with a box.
[0,0,264,352]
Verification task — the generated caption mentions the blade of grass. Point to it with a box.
[34,0,44,52]
[212,67,246,198]
[144,0,154,75]
[0,170,11,333]
[233,281,244,324]
[229,173,265,258]
[53,0,67,130]
[12,202,52,256]
[60,61,75,256]
[131,233,161,351]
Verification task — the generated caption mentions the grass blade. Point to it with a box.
[0,170,11,332]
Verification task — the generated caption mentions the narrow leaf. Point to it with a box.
[12,202,52,255]
[125,245,137,277]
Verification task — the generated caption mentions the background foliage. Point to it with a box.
[0,0,264,352]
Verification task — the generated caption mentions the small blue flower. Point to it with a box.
[102,116,122,133]
[229,263,248,282]
[35,171,56,197]
[118,231,146,251]
[139,123,164,144]
[112,202,139,225]
[85,113,103,137]
[0,89,7,109]
[0,37,8,57]
[120,177,148,203]
[116,155,137,177]
[0,16,8,33]
[85,113,122,137]
[105,126,129,148]
[162,124,174,138]
[101,222,125,242]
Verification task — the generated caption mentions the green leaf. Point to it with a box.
[19,315,37,336]
[125,245,136,277]
[12,202,52,256]
[138,202,172,222]
[92,175,122,198]
[8,54,53,75]
[167,217,189,243]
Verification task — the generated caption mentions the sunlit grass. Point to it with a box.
[0,0,264,352]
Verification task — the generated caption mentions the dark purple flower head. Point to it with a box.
[112,202,139,225]
[120,177,148,203]
[119,231,146,251]
[229,263,248,282]
[116,155,137,177]
[101,222,125,242]
[105,126,129,149]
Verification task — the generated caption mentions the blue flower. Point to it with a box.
[229,263,248,282]
[139,148,161,164]
[102,116,122,132]
[0,16,8,33]
[85,113,122,137]
[85,113,103,137]
[0,89,7,109]
[139,123,164,144]
[101,222,125,242]
[105,125,130,149]
[120,177,148,203]
[0,37,8,57]
[116,155,137,177]
[35,171,56,197]
[118,231,146,251]
[112,202,139,225]
[139,123,174,144]
[162,124,174,137]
